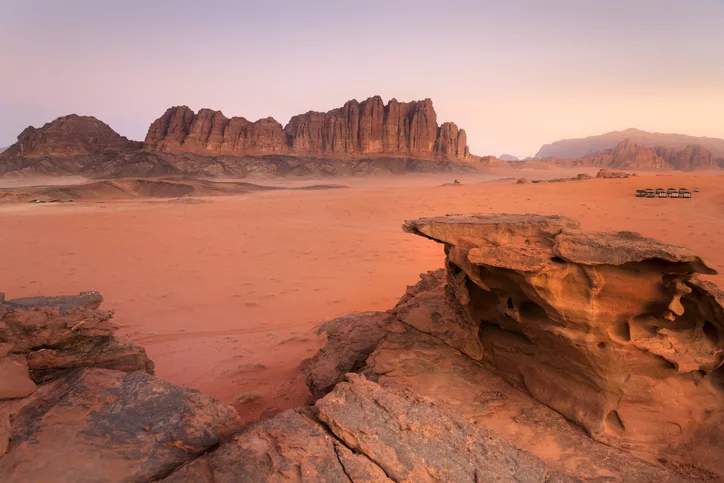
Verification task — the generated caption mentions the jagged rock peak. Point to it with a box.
[143,96,472,160]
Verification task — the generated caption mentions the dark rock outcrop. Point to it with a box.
[0,368,238,482]
[164,374,560,483]
[302,311,392,399]
[0,292,239,481]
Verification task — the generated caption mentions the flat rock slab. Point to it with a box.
[364,329,691,482]
[315,374,558,483]
[0,368,238,482]
[163,408,391,482]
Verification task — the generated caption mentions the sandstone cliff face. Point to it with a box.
[144,106,288,155]
[143,96,472,161]
[2,115,140,158]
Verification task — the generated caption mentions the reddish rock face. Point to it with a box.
[2,115,139,158]
[143,96,472,161]
[403,214,724,455]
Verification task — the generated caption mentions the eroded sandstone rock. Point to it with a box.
[315,374,558,482]
[0,292,154,383]
[0,368,238,482]
[403,213,724,454]
[163,407,391,482]
[302,311,392,399]
[144,96,472,161]
[363,328,689,481]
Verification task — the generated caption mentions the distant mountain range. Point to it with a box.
[0,97,476,178]
[542,138,724,170]
[536,128,724,159]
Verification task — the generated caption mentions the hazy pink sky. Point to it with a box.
[1,0,722,157]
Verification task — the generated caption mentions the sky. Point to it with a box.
[1,0,723,158]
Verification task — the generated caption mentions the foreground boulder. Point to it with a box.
[0,292,238,481]
[0,292,154,385]
[402,214,724,456]
[0,369,237,482]
[302,311,392,399]
[165,374,563,482]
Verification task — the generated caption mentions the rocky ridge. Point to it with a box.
[536,128,724,159]
[0,97,474,178]
[2,214,723,481]
[145,97,470,161]
[542,138,724,170]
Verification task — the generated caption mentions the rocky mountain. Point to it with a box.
[536,127,724,158]
[498,153,519,161]
[3,214,722,480]
[145,96,470,161]
[0,114,140,159]
[0,97,474,178]
[543,138,724,170]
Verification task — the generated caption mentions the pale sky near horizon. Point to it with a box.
[1,0,722,158]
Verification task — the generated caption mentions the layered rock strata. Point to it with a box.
[402,214,724,453]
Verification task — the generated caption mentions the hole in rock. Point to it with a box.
[605,410,626,434]
[608,322,631,342]
[479,320,534,346]
[550,257,566,264]
[506,297,514,310]
[712,364,724,391]
[519,302,548,321]
[703,321,719,345]
[597,342,606,349]
[654,355,677,371]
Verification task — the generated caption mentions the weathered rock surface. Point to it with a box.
[0,368,238,482]
[163,406,392,482]
[303,311,392,399]
[165,374,563,482]
[403,214,724,458]
[363,328,689,481]
[0,292,154,383]
[146,96,472,161]
[315,374,560,482]
[0,292,239,481]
